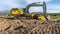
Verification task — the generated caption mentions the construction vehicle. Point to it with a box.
[10,2,50,20]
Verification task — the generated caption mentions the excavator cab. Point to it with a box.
[11,8,24,15]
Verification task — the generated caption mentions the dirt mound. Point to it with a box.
[0,18,60,34]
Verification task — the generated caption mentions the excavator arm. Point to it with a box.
[25,2,47,16]
[25,2,49,20]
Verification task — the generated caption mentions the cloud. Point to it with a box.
[0,0,51,11]
[25,0,51,4]
[47,4,60,13]
[0,0,60,13]
[24,0,52,13]
[28,4,60,13]
[0,0,20,7]
[0,0,25,11]
[47,10,60,13]
[29,7,43,13]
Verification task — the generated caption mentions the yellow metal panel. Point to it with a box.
[11,10,19,14]
[31,13,35,18]
[19,10,24,14]
[38,16,46,20]
[11,10,24,15]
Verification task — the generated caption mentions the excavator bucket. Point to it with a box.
[38,16,46,20]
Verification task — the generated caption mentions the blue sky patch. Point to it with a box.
[0,0,60,13]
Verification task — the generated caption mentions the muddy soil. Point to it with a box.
[0,18,60,34]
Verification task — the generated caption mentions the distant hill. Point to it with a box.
[0,10,60,15]
[0,10,10,14]
[30,12,60,17]
[47,13,60,15]
[30,12,60,15]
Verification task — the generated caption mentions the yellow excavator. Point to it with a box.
[10,2,50,21]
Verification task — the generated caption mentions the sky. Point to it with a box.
[0,0,60,13]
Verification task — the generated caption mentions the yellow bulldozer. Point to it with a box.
[10,2,50,21]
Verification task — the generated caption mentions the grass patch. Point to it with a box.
[51,15,60,20]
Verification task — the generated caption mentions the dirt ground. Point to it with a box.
[0,18,60,34]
